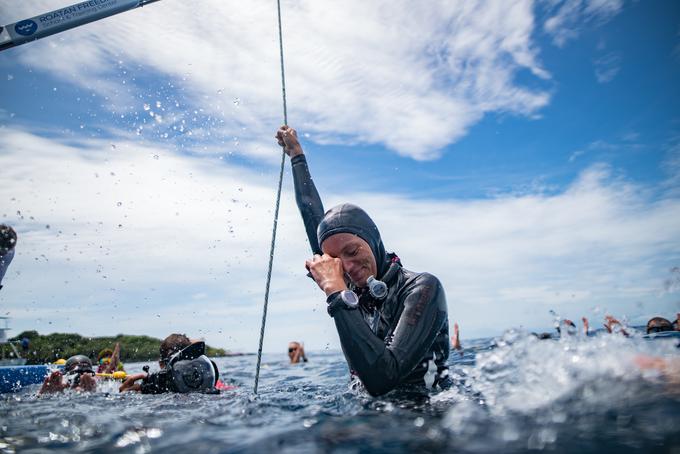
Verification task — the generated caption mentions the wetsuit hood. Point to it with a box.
[317,203,389,278]
[64,355,93,374]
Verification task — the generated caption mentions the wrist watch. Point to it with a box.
[327,289,359,316]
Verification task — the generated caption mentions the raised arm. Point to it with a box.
[276,126,325,254]
[329,273,448,396]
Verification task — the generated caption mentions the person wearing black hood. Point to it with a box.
[275,126,451,397]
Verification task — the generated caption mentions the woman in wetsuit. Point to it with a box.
[275,126,451,396]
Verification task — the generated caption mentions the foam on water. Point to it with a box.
[438,330,680,452]
[1,332,678,453]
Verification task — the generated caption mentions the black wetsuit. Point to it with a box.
[0,248,14,291]
[291,154,451,396]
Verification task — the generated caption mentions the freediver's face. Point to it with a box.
[321,233,377,288]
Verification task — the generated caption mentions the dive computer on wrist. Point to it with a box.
[327,289,359,316]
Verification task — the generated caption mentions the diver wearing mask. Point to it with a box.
[275,126,451,397]
[39,355,97,394]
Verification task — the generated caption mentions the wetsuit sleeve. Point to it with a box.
[0,248,15,289]
[331,273,447,396]
[291,154,324,255]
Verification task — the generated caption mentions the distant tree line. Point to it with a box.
[3,331,228,365]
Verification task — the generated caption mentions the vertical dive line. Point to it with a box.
[254,0,289,394]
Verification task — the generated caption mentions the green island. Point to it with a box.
[3,331,230,365]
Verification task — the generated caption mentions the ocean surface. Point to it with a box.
[1,330,679,453]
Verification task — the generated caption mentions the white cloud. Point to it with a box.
[544,0,624,47]
[2,0,551,160]
[593,51,622,83]
[1,127,678,351]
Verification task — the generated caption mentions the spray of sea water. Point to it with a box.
[1,330,678,453]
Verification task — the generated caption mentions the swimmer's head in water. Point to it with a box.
[317,204,387,286]
[646,317,673,334]
[64,355,93,374]
[0,225,17,256]
[160,333,191,367]
[64,355,95,387]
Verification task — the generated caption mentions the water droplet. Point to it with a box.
[111,143,116,150]
[233,97,240,107]
[143,103,151,111]
[116,202,122,207]
[153,154,159,160]
[155,101,161,108]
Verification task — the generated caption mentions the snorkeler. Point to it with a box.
[97,343,124,374]
[0,225,17,290]
[119,333,221,394]
[39,355,97,394]
[275,125,450,397]
[288,341,307,363]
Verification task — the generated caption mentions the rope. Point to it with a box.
[254,0,289,394]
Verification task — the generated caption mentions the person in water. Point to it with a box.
[288,341,308,363]
[604,315,630,336]
[0,224,17,291]
[451,322,462,353]
[646,317,674,334]
[39,355,97,394]
[120,333,222,394]
[97,343,124,374]
[275,125,451,396]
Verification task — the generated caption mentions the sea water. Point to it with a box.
[1,330,679,453]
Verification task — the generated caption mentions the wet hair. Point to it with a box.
[160,333,191,363]
[98,348,114,361]
[646,317,673,334]
[0,225,17,255]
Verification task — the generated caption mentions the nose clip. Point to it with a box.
[367,275,388,299]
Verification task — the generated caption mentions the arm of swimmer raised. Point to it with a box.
[330,273,448,396]
[291,154,324,255]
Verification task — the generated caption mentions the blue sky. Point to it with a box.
[0,0,679,353]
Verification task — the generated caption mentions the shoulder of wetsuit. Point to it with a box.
[397,270,445,303]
